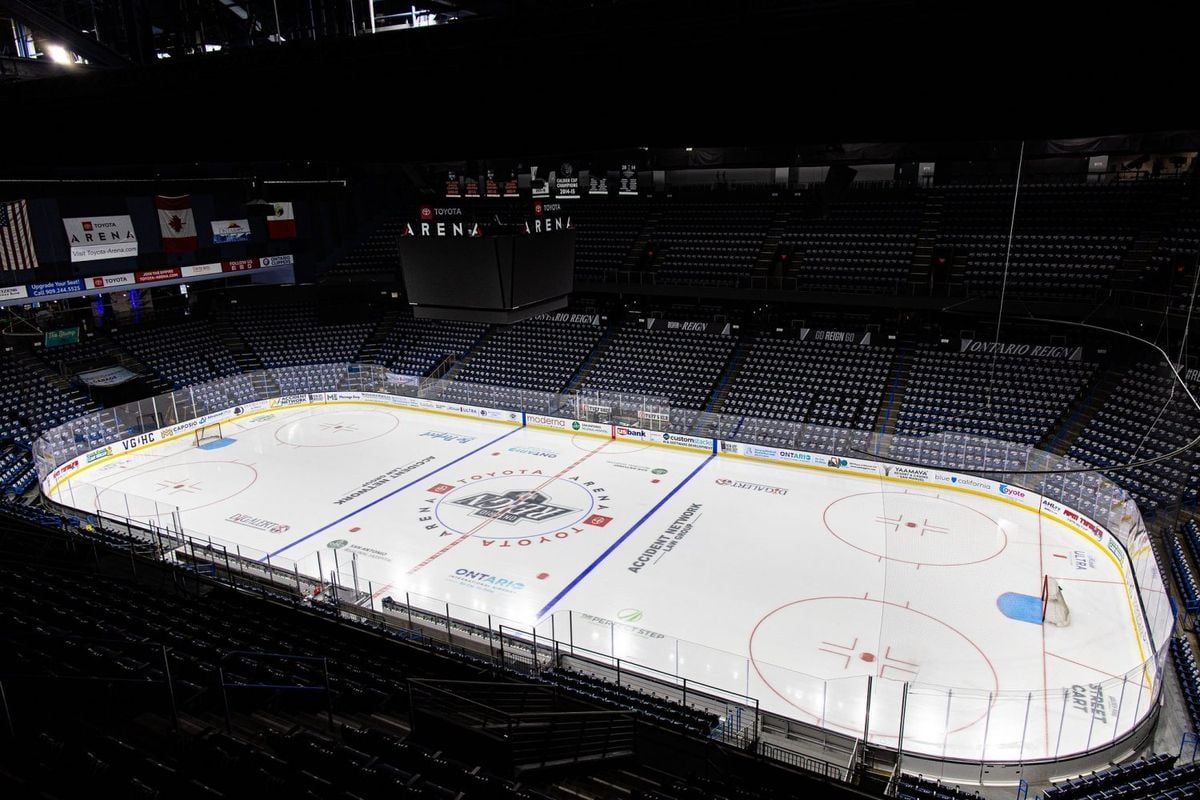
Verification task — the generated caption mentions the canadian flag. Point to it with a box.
[267,202,296,239]
[155,195,197,252]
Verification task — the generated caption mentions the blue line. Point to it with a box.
[261,426,522,561]
[536,453,716,619]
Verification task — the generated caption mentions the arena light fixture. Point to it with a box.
[45,44,73,65]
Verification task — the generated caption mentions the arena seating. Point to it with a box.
[1182,518,1200,570]
[0,352,98,494]
[1170,535,1200,614]
[631,773,819,800]
[651,199,773,287]
[893,346,1095,446]
[448,316,603,406]
[373,308,487,377]
[1171,635,1200,731]
[1066,363,1200,513]
[938,181,1172,297]
[230,302,375,369]
[719,336,893,429]
[36,336,126,374]
[1145,191,1200,313]
[0,502,765,799]
[780,188,921,293]
[10,722,553,800]
[539,668,719,738]
[324,217,406,280]
[577,321,735,410]
[1042,754,1198,800]
[114,318,243,389]
[895,773,985,800]
[572,199,654,283]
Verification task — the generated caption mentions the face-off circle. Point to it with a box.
[748,596,998,741]
[423,473,609,542]
[273,409,399,448]
[824,490,1008,566]
[94,460,259,517]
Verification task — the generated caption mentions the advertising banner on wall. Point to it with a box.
[63,216,138,262]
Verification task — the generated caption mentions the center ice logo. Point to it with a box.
[448,489,578,525]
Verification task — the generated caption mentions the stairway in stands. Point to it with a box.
[621,207,662,280]
[906,188,943,295]
[871,332,917,439]
[354,305,404,366]
[702,335,753,415]
[1110,179,1189,294]
[749,205,795,287]
[211,309,265,373]
[562,322,619,394]
[1037,359,1128,456]
[210,307,279,398]
[438,325,495,382]
[14,350,106,415]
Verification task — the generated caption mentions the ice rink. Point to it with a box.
[46,401,1155,762]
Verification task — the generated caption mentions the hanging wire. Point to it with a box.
[987,139,1025,411]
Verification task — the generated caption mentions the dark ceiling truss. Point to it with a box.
[0,0,130,66]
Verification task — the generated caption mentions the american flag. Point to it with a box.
[0,200,38,271]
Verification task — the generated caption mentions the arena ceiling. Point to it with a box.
[0,0,1197,164]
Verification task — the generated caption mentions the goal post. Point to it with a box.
[1042,575,1071,627]
[194,422,223,446]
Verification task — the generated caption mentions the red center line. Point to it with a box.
[1039,508,1050,756]
[405,439,614,575]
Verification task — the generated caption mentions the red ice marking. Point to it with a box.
[905,521,917,528]
[349,527,361,533]
[884,645,919,667]
[407,439,615,576]
[860,652,876,663]
[651,479,661,484]
[1053,553,1068,559]
[428,483,454,494]
[585,514,613,527]
[492,452,500,456]
[537,572,549,580]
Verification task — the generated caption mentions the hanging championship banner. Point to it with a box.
[588,163,609,195]
[553,161,580,199]
[445,170,462,199]
[463,174,481,199]
[530,165,550,198]
[485,169,501,199]
[502,168,520,198]
[619,163,639,196]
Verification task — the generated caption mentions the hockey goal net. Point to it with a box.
[1042,575,1071,627]
[194,422,223,446]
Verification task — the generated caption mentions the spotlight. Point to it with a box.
[45,44,73,65]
